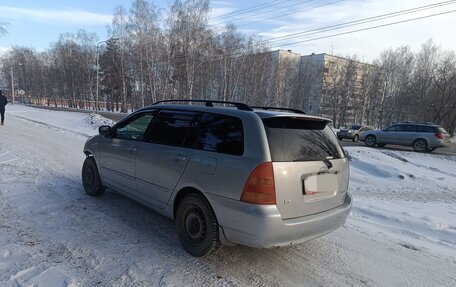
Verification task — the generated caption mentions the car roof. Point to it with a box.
[138,103,331,122]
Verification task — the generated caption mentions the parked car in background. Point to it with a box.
[82,100,352,257]
[360,123,451,152]
[337,125,374,142]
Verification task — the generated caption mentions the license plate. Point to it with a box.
[303,173,338,201]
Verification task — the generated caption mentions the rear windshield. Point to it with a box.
[263,117,345,162]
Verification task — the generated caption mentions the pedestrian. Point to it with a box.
[0,90,7,125]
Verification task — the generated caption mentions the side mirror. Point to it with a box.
[99,125,112,136]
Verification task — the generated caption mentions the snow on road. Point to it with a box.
[1,105,455,286]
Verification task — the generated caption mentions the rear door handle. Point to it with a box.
[173,154,187,162]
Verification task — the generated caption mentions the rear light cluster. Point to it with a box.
[240,162,276,205]
[435,133,444,139]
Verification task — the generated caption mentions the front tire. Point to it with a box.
[365,135,377,147]
[82,157,105,196]
[176,194,220,257]
[413,139,428,152]
[352,134,359,142]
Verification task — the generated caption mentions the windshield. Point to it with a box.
[350,125,362,130]
[263,117,345,162]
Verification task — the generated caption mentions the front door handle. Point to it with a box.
[126,147,137,153]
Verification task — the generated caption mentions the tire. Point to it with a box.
[338,137,343,141]
[82,157,105,196]
[176,194,220,257]
[413,139,428,152]
[352,134,359,142]
[365,135,377,147]
[377,143,386,147]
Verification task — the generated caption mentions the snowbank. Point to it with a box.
[346,147,456,258]
[5,104,114,137]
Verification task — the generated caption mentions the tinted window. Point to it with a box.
[385,125,400,131]
[263,117,345,162]
[350,125,362,130]
[416,125,438,133]
[194,113,244,156]
[115,112,154,141]
[149,111,197,147]
[401,125,416,132]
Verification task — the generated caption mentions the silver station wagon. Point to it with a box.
[82,100,352,257]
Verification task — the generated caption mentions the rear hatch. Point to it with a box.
[438,128,451,144]
[263,116,349,220]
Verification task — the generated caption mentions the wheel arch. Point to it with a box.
[173,187,208,220]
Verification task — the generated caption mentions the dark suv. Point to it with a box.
[360,123,451,152]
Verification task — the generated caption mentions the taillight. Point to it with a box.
[435,133,444,139]
[240,162,276,205]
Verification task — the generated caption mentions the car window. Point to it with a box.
[351,125,362,130]
[148,110,198,147]
[401,125,416,132]
[417,125,438,133]
[114,112,154,141]
[194,113,244,156]
[385,125,400,132]
[263,117,344,162]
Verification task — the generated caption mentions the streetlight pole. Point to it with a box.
[10,63,23,105]
[96,38,119,111]
[10,66,14,105]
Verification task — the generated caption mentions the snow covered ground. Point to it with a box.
[1,105,455,286]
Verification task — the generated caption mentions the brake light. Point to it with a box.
[435,133,444,139]
[240,162,276,205]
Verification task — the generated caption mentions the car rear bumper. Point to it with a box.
[206,192,352,248]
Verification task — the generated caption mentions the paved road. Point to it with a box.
[340,139,456,156]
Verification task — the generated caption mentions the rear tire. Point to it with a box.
[176,194,220,257]
[413,139,428,152]
[352,134,359,142]
[365,135,377,147]
[82,157,105,196]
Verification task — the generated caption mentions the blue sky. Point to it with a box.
[1,0,455,61]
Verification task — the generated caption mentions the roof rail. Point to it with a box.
[152,99,253,111]
[251,106,306,114]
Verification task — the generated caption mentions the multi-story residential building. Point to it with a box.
[266,50,381,127]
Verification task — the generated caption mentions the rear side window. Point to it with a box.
[149,111,197,147]
[263,117,344,162]
[194,113,244,156]
[416,125,438,133]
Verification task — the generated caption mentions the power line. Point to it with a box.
[272,9,456,48]
[211,0,292,21]
[213,0,316,25]
[256,0,456,45]
[237,0,345,28]
[174,6,456,68]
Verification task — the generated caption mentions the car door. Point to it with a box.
[398,125,417,145]
[98,111,155,195]
[381,125,401,144]
[135,110,198,208]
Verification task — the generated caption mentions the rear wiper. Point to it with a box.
[293,157,334,169]
[323,159,333,169]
